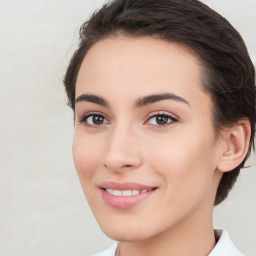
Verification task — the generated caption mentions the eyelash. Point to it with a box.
[145,112,178,127]
[78,112,178,128]
[78,112,109,128]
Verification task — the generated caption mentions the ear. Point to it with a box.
[217,118,251,173]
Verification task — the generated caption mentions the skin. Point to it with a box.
[72,36,243,256]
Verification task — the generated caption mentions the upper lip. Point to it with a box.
[99,181,157,190]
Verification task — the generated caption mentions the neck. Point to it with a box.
[118,203,216,256]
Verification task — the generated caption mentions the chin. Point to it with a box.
[97,218,160,242]
[102,229,148,242]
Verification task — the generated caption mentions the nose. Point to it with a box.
[102,124,142,172]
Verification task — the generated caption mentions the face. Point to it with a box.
[73,36,223,242]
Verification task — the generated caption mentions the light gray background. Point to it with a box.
[0,0,255,255]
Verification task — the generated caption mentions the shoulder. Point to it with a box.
[209,229,245,256]
[93,243,117,256]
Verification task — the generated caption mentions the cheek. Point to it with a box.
[145,130,217,201]
[72,134,101,182]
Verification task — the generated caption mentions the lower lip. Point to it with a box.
[101,189,155,209]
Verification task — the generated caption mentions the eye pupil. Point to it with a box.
[156,115,168,125]
[93,115,104,125]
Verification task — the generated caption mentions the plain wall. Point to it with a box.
[0,0,255,255]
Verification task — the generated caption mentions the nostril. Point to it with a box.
[102,153,142,171]
[103,163,134,170]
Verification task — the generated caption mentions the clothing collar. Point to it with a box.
[209,229,244,256]
[94,230,244,256]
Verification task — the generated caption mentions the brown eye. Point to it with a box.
[91,115,105,125]
[155,115,169,125]
[79,114,108,126]
[147,114,177,126]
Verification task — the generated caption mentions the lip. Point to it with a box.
[99,181,155,190]
[99,181,157,209]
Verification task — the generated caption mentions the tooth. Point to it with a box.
[106,188,113,194]
[131,190,140,195]
[113,190,122,196]
[106,189,122,196]
[122,190,132,196]
[105,189,149,196]
[106,189,114,195]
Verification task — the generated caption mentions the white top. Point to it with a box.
[93,230,245,256]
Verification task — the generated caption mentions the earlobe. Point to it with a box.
[217,118,251,173]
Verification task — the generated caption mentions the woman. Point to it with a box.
[64,0,255,255]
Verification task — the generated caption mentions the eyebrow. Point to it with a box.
[75,92,190,108]
[75,94,109,107]
[135,93,190,108]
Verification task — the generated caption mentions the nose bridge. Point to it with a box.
[103,119,141,171]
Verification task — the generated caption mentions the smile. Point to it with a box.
[99,182,157,209]
[105,188,153,197]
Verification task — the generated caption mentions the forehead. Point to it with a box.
[76,36,211,111]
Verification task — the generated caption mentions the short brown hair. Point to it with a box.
[64,0,256,205]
